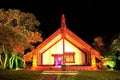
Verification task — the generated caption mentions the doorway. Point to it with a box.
[55,57,62,67]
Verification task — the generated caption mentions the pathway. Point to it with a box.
[42,71,78,75]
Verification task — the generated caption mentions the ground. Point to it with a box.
[0,69,120,80]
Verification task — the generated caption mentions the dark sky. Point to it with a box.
[0,0,119,45]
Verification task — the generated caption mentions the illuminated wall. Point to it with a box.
[42,39,63,65]
[64,40,86,65]
[42,38,86,65]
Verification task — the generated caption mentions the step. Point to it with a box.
[42,71,78,75]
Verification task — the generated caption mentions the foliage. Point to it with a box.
[93,34,120,70]
[92,36,107,57]
[0,8,42,54]
[102,56,116,70]
[9,54,24,69]
[0,8,43,69]
[109,34,120,56]
[0,8,40,31]
[108,34,120,70]
[0,24,27,54]
[0,47,24,69]
[0,46,12,69]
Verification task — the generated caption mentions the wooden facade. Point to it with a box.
[23,14,102,70]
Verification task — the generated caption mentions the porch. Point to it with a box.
[31,65,98,71]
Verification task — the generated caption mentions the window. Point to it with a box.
[64,52,75,63]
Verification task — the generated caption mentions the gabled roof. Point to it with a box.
[24,14,101,61]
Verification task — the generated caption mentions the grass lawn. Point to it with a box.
[0,69,120,80]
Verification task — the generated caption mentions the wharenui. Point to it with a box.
[24,14,102,71]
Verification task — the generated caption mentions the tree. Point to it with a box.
[0,24,26,53]
[92,36,116,70]
[109,34,120,55]
[0,8,42,54]
[108,34,120,70]
[93,34,120,70]
[0,8,43,69]
[92,36,107,57]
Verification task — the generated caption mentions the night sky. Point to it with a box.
[0,0,119,45]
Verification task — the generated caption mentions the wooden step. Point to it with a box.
[42,71,78,75]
